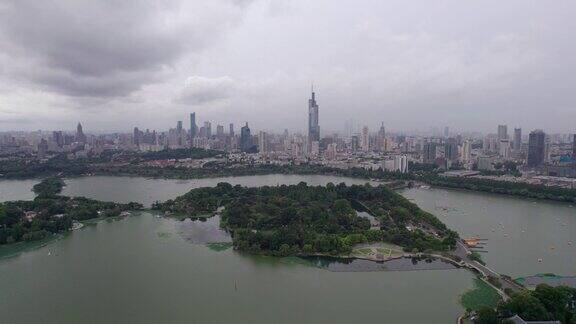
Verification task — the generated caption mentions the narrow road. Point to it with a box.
[454,240,524,298]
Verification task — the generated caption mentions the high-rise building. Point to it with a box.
[351,135,359,152]
[498,125,508,140]
[240,122,251,152]
[461,140,471,163]
[513,128,522,151]
[76,122,86,143]
[176,121,184,146]
[133,127,141,146]
[378,122,386,138]
[573,134,576,159]
[394,155,408,173]
[229,123,234,137]
[204,121,212,138]
[38,138,48,159]
[258,131,268,154]
[445,138,458,161]
[423,142,437,163]
[499,139,511,159]
[444,126,449,138]
[216,125,224,138]
[190,113,198,138]
[52,131,64,147]
[361,126,369,152]
[527,130,546,167]
[308,88,320,145]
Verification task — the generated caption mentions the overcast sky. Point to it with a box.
[0,0,575,134]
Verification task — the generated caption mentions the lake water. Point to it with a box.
[402,187,576,277]
[60,174,376,206]
[0,212,470,323]
[2,174,576,322]
[0,178,38,202]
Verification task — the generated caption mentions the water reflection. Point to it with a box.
[176,215,231,244]
[303,256,457,272]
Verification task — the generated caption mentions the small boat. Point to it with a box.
[538,258,543,263]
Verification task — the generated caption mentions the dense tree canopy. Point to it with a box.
[153,182,458,256]
[0,178,142,245]
[474,284,576,323]
[140,148,222,161]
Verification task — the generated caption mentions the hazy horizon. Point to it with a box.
[1,0,575,133]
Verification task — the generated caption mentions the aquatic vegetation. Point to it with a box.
[460,278,502,311]
[206,242,233,251]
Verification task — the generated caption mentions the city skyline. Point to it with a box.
[2,3,576,323]
[1,1,576,133]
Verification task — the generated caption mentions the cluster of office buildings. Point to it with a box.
[1,89,575,178]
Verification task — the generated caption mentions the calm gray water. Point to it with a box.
[2,174,576,322]
[0,212,470,323]
[61,175,376,206]
[0,179,37,202]
[402,187,576,277]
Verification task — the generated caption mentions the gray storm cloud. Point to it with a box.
[0,0,251,98]
[0,0,575,133]
[175,76,237,105]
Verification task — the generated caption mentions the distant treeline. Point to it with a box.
[139,148,223,161]
[0,148,222,179]
[0,177,142,245]
[3,150,576,203]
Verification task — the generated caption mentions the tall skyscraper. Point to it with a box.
[513,128,522,151]
[361,126,370,152]
[378,122,386,138]
[308,88,320,144]
[423,142,437,163]
[204,121,212,138]
[573,134,576,159]
[190,113,198,138]
[52,131,64,147]
[133,127,141,146]
[394,155,408,173]
[229,123,234,137]
[499,139,511,159]
[462,140,471,163]
[177,121,183,133]
[76,122,86,143]
[240,122,251,152]
[216,125,224,138]
[258,131,268,154]
[445,138,458,161]
[498,125,508,140]
[527,130,546,167]
[443,126,449,138]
